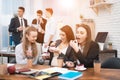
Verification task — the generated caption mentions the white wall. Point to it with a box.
[76,0,120,57]
[0,0,120,57]
[94,0,120,57]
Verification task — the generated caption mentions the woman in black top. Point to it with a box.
[70,24,99,67]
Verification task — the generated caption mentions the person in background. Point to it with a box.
[32,10,47,44]
[44,8,57,47]
[9,7,28,46]
[70,24,99,68]
[15,27,43,64]
[48,25,76,67]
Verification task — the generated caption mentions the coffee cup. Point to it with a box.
[0,64,8,75]
[57,58,64,67]
[57,53,64,67]
[94,60,101,73]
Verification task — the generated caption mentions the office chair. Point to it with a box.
[101,57,120,69]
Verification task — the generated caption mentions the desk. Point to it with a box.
[0,51,15,63]
[100,49,117,57]
[99,49,117,63]
[0,65,120,80]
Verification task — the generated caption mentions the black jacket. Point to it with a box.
[74,41,99,68]
[49,40,99,68]
[9,17,28,46]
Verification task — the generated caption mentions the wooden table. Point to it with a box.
[0,65,120,80]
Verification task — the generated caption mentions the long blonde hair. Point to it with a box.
[22,26,38,57]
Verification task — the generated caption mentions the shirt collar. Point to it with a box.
[18,16,23,20]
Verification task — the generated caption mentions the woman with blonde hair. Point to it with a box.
[15,26,43,64]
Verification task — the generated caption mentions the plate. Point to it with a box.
[75,67,87,71]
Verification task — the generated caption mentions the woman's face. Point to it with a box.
[37,13,42,19]
[26,31,38,43]
[59,30,67,43]
[76,27,87,44]
[45,11,50,18]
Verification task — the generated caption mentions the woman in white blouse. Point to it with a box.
[48,25,76,67]
[15,26,42,64]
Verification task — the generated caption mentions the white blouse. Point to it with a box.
[44,17,57,42]
[15,43,42,64]
[51,46,68,67]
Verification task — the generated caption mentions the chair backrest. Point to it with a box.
[95,32,108,43]
[101,57,120,69]
[95,32,108,50]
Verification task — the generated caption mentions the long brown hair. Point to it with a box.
[60,25,75,42]
[76,24,92,57]
[22,26,38,57]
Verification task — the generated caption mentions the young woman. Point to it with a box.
[70,24,99,67]
[48,25,76,67]
[15,26,42,64]
[32,10,47,44]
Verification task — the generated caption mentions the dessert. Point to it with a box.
[75,64,86,71]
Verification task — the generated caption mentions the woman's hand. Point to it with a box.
[41,29,45,34]
[44,42,49,48]
[70,40,79,53]
[66,61,74,68]
[42,56,50,60]
[49,47,60,54]
[49,42,60,54]
[50,42,56,47]
[26,50,33,58]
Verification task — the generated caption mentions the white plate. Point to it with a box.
[42,53,50,56]
[75,67,87,71]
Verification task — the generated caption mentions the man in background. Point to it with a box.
[9,7,28,46]
[32,10,47,44]
[44,8,57,47]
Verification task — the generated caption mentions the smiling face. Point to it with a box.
[59,30,67,43]
[17,9,24,17]
[76,27,87,45]
[26,31,38,43]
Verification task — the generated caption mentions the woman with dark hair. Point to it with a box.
[32,10,47,44]
[48,25,76,67]
[70,24,99,67]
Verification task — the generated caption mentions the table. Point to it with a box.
[0,51,15,63]
[99,49,117,63]
[0,65,120,80]
[100,49,117,57]
[0,49,117,64]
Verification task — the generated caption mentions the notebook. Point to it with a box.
[59,71,82,80]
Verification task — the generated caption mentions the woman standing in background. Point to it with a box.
[32,10,47,44]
